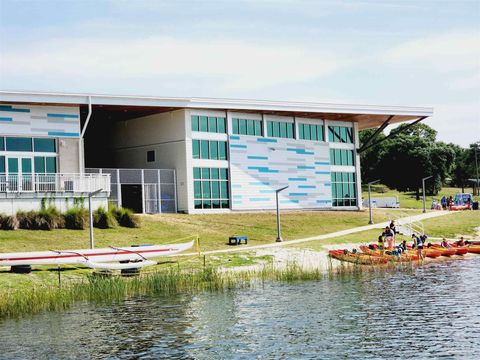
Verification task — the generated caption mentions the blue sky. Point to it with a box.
[0,0,479,146]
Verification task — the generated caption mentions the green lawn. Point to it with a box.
[0,209,403,253]
[362,186,474,209]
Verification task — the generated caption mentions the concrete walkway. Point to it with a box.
[176,210,458,257]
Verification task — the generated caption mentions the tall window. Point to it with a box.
[0,136,57,175]
[330,149,355,166]
[193,167,230,209]
[191,115,226,134]
[328,126,354,144]
[266,121,294,139]
[298,123,324,141]
[331,172,356,207]
[232,118,263,136]
[192,140,227,160]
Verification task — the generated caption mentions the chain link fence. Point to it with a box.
[86,168,176,213]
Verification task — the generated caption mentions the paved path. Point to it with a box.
[176,210,458,257]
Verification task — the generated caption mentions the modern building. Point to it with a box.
[0,91,433,214]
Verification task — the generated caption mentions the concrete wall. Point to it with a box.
[58,137,81,173]
[110,109,188,211]
[0,194,108,215]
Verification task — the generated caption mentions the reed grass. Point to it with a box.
[0,257,419,320]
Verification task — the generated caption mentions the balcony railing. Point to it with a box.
[0,173,111,194]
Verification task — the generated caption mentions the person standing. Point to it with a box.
[383,226,395,250]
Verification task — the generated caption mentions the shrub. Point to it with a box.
[16,207,64,230]
[110,207,141,228]
[0,214,18,230]
[16,211,38,229]
[64,208,88,230]
[93,207,118,229]
[37,206,65,230]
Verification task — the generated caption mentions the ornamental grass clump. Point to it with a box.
[64,208,88,230]
[0,213,19,230]
[93,206,118,229]
[110,207,141,228]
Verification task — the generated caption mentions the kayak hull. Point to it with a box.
[0,240,195,267]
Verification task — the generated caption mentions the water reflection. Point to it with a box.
[0,259,479,359]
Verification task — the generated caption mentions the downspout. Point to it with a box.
[78,96,93,174]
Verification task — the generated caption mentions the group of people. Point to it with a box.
[377,220,397,255]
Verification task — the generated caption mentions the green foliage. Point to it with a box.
[16,207,64,230]
[16,211,38,229]
[110,207,141,228]
[0,214,19,230]
[73,197,85,209]
[360,123,456,196]
[93,207,118,229]
[64,208,88,230]
[37,206,65,230]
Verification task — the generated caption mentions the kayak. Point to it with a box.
[0,240,195,268]
[430,245,457,257]
[359,245,419,261]
[466,245,480,254]
[365,244,441,259]
[431,244,468,256]
[328,249,388,265]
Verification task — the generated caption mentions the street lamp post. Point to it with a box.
[88,188,103,249]
[367,180,380,224]
[422,176,433,213]
[275,185,289,242]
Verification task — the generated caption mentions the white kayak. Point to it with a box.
[0,240,195,268]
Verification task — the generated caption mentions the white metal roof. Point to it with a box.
[0,90,433,129]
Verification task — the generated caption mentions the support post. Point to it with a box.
[88,188,102,249]
[474,144,479,196]
[422,176,433,213]
[141,169,145,214]
[368,179,380,224]
[275,185,289,242]
[116,168,122,208]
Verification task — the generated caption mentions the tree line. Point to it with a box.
[359,123,479,199]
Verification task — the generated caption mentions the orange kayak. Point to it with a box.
[467,245,480,254]
[430,245,457,256]
[359,245,419,261]
[328,249,388,265]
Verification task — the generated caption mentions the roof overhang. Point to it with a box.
[0,90,433,129]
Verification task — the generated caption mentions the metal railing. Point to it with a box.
[394,211,424,237]
[0,173,110,194]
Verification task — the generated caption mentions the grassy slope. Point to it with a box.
[362,186,473,209]
[0,209,401,253]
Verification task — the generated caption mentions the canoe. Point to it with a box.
[359,245,419,261]
[328,249,388,265]
[0,240,195,268]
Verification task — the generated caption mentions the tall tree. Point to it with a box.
[359,123,455,199]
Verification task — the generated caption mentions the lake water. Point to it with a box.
[1,258,479,359]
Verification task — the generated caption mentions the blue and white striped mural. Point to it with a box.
[0,104,80,137]
[229,135,332,210]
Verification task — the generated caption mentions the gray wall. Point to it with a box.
[110,110,188,211]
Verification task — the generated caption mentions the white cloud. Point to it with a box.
[0,36,348,91]
[425,103,480,147]
[383,30,480,74]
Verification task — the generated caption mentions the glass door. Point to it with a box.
[6,157,33,191]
